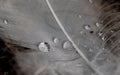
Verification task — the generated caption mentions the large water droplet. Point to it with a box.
[3,19,8,24]
[38,42,50,52]
[63,41,72,49]
[53,38,59,44]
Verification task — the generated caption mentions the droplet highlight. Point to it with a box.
[98,32,103,36]
[53,38,59,44]
[78,15,82,19]
[95,22,100,27]
[3,19,8,24]
[110,30,114,33]
[102,36,105,41]
[38,42,50,52]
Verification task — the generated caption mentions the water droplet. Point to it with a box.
[3,19,8,24]
[102,47,105,50]
[80,31,84,34]
[84,24,91,31]
[110,30,114,33]
[102,36,105,41]
[98,32,103,36]
[75,64,83,67]
[38,42,50,52]
[106,58,110,62]
[63,41,72,49]
[53,38,59,44]
[78,15,82,19]
[95,22,100,27]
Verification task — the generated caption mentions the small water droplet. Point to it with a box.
[102,36,105,41]
[110,30,114,33]
[3,19,8,24]
[106,58,110,62]
[102,47,105,50]
[78,15,82,19]
[84,24,91,31]
[98,32,103,36]
[89,0,93,3]
[89,48,93,52]
[75,64,83,67]
[63,41,72,49]
[38,42,50,52]
[80,31,84,34]
[53,38,59,44]
[95,22,100,27]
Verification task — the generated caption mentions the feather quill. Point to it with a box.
[45,0,103,75]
